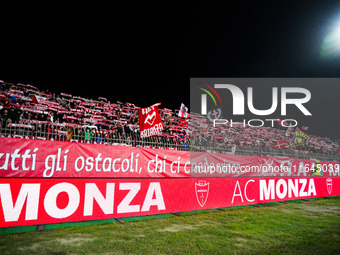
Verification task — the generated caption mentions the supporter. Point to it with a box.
[65,127,72,141]
[94,126,104,143]
[35,124,45,139]
[180,139,188,151]
[116,124,124,138]
[49,111,55,122]
[9,108,20,123]
[17,113,24,123]
[0,109,10,122]
[38,113,48,121]
[124,123,132,137]
[84,127,92,142]
[51,93,57,102]
[3,118,12,135]
[47,124,57,140]
[23,111,34,120]
[73,127,82,141]
[1,100,10,108]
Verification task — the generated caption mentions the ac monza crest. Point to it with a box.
[326,178,332,195]
[195,180,209,207]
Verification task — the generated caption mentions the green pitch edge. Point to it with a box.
[0,218,119,235]
[0,196,337,235]
[121,213,175,222]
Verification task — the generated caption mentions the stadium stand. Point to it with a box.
[0,80,339,161]
[190,113,339,161]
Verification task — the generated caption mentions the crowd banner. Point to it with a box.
[0,137,339,229]
[0,138,339,178]
[0,137,190,178]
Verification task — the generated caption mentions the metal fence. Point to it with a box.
[0,120,190,151]
[190,139,340,162]
[1,120,339,162]
[192,145,340,162]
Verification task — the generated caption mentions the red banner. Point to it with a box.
[138,104,164,138]
[0,177,339,228]
[0,137,339,178]
[0,137,339,229]
[0,137,190,178]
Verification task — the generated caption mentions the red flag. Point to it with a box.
[138,104,164,138]
[277,118,288,127]
[32,94,44,104]
[274,140,289,149]
[285,126,294,137]
[301,126,309,131]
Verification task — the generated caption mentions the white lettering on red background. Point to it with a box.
[0,182,166,223]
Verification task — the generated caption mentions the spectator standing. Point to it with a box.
[84,127,92,142]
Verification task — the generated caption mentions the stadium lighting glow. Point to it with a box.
[321,18,340,58]
[331,24,340,48]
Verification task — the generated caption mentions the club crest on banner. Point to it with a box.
[326,178,332,195]
[195,180,209,207]
[144,111,156,126]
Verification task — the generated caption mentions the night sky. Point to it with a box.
[1,2,339,138]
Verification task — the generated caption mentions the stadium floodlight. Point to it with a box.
[321,19,340,58]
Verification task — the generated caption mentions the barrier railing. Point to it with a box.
[190,144,340,162]
[0,120,190,151]
[0,119,339,162]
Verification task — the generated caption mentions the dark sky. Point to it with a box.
[190,2,340,76]
[1,2,339,138]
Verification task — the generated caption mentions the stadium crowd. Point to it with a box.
[0,80,339,161]
[190,113,339,160]
[0,80,189,150]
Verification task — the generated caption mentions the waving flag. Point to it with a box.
[277,118,288,127]
[32,94,47,104]
[285,126,294,137]
[290,128,309,149]
[138,104,164,138]
[178,103,189,118]
[274,140,289,149]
